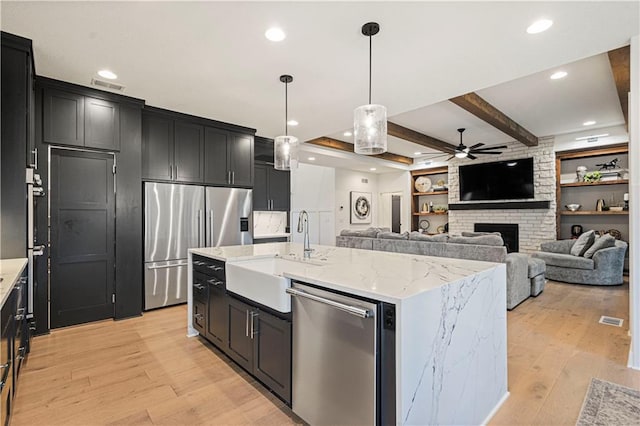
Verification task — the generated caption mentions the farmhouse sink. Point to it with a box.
[225,257,323,313]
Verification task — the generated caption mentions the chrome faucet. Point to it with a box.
[297,210,312,258]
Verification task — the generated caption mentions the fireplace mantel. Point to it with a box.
[449,200,551,210]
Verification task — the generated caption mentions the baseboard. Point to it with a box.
[482,391,510,425]
[628,349,640,370]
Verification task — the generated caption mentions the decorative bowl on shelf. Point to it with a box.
[609,206,623,211]
[565,204,581,211]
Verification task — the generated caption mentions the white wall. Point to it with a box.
[290,163,336,246]
[629,34,639,370]
[334,168,379,236]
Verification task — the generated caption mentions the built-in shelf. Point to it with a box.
[412,190,448,196]
[413,212,448,216]
[560,179,628,188]
[449,200,550,210]
[560,210,628,216]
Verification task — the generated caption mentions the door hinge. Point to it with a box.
[112,293,116,304]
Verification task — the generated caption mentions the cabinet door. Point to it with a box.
[203,127,229,185]
[226,297,253,372]
[193,300,206,336]
[253,163,269,211]
[174,121,204,183]
[269,168,290,211]
[85,97,120,151]
[43,88,84,147]
[253,310,292,404]
[142,113,173,181]
[229,132,253,187]
[206,284,228,348]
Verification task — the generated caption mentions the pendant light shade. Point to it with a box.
[274,74,297,171]
[354,22,387,155]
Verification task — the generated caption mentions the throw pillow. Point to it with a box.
[570,230,596,256]
[378,231,409,240]
[583,234,616,258]
[449,235,504,246]
[409,232,449,242]
[461,231,502,237]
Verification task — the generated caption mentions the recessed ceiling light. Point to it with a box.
[369,167,376,171]
[583,120,596,126]
[343,131,352,137]
[287,120,298,126]
[98,69,117,80]
[265,27,286,42]
[550,71,567,80]
[308,157,315,161]
[527,19,553,34]
[414,151,422,156]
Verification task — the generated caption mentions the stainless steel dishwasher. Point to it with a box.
[287,281,396,425]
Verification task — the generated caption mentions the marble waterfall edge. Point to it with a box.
[398,264,508,425]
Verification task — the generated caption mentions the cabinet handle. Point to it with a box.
[32,148,38,169]
[175,165,178,179]
[245,310,249,337]
[169,165,173,180]
[227,171,231,184]
[193,283,205,290]
[250,311,259,339]
[232,171,235,185]
[194,313,204,321]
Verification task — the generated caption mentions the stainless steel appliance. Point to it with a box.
[26,168,44,319]
[287,282,396,425]
[144,183,252,310]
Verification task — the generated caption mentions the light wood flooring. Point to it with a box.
[12,280,640,425]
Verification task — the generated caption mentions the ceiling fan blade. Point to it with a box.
[468,143,484,150]
[466,153,477,160]
[474,151,502,155]
[446,155,455,161]
[472,145,508,151]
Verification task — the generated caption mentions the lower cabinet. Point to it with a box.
[206,280,228,348]
[226,297,292,404]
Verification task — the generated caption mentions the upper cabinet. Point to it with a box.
[43,88,120,151]
[203,128,253,187]
[253,138,289,212]
[143,108,254,187]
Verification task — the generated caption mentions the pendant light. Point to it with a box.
[274,74,298,170]
[354,22,387,155]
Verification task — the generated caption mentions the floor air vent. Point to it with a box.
[599,316,624,327]
[91,78,125,92]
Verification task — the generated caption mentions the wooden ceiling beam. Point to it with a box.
[607,45,630,127]
[306,137,414,165]
[449,92,539,147]
[387,122,456,154]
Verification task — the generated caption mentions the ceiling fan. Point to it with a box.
[447,128,507,160]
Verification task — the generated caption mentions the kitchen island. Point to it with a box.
[187,243,508,425]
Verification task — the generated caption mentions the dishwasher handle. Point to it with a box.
[286,287,373,318]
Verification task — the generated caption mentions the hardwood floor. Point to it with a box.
[13,280,640,425]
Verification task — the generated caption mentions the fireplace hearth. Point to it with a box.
[474,223,519,253]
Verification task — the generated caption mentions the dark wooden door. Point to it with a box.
[229,132,253,186]
[269,168,290,211]
[253,163,269,210]
[174,122,204,183]
[391,195,401,233]
[43,88,84,147]
[142,113,173,181]
[206,283,228,348]
[253,310,292,403]
[85,97,120,151]
[203,127,229,185]
[226,297,252,371]
[50,149,115,328]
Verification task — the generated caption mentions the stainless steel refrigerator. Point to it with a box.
[144,183,252,310]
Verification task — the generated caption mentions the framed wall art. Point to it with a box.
[350,191,372,224]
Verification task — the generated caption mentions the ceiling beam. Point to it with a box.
[386,122,456,154]
[306,137,414,165]
[607,45,630,127]
[449,92,539,147]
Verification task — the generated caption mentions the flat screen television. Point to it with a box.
[459,157,534,201]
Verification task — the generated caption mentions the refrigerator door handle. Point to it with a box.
[197,210,202,247]
[146,262,189,270]
[209,210,214,247]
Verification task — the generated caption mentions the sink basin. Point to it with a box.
[225,257,322,313]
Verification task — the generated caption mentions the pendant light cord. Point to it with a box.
[368,33,372,105]
[284,81,288,136]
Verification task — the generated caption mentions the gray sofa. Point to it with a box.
[336,230,532,310]
[531,239,627,285]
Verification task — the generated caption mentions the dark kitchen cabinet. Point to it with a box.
[206,277,228,348]
[226,296,291,403]
[174,122,204,183]
[142,113,173,181]
[43,89,120,150]
[204,128,253,187]
[254,163,290,211]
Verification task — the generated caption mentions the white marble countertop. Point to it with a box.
[190,243,502,304]
[0,258,27,307]
[253,233,290,239]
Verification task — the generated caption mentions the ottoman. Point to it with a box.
[528,257,546,296]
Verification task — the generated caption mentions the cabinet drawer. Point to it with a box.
[192,272,209,303]
[192,256,225,281]
[193,300,206,335]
